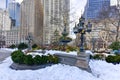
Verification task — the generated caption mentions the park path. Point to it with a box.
[0,50,12,62]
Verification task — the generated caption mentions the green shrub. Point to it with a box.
[11,50,59,65]
[11,50,25,64]
[9,44,16,49]
[33,55,42,65]
[115,56,120,63]
[109,41,120,50]
[32,44,38,49]
[41,55,48,64]
[93,54,105,60]
[24,55,34,65]
[18,43,28,50]
[105,55,120,64]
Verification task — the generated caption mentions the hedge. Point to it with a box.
[11,50,59,65]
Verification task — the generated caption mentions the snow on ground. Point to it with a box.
[33,49,92,55]
[0,48,18,52]
[0,57,99,80]
[0,48,120,80]
[90,60,120,80]
[0,57,120,80]
[45,50,78,55]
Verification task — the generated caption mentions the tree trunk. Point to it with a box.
[116,14,120,41]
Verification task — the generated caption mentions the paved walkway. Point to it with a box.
[0,50,12,62]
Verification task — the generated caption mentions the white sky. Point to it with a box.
[0,0,117,22]
[0,0,117,12]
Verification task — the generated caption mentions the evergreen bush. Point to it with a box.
[33,55,42,65]
[9,44,16,49]
[93,54,105,60]
[32,44,38,49]
[105,55,120,64]
[24,55,34,65]
[109,41,120,50]
[11,51,59,65]
[41,55,48,64]
[18,43,28,50]
[11,50,25,64]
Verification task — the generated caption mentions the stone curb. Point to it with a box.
[10,63,53,70]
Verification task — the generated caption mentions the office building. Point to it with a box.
[8,2,20,27]
[84,0,110,20]
[0,9,11,47]
[20,0,70,45]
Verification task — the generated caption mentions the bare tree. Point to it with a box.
[98,2,120,43]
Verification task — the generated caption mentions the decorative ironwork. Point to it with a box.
[73,16,92,52]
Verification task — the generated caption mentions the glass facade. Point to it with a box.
[8,2,20,27]
[84,0,110,20]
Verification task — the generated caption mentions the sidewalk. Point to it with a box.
[0,50,12,62]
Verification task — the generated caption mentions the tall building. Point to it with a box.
[0,9,11,47]
[20,0,44,44]
[6,0,13,9]
[8,2,20,27]
[41,0,70,44]
[6,27,20,47]
[84,0,110,20]
[20,0,70,45]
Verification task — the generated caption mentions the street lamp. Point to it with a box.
[73,16,92,54]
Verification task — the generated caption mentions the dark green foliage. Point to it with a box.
[9,44,16,49]
[11,50,25,64]
[24,55,34,65]
[11,50,59,65]
[32,44,38,49]
[109,41,120,50]
[105,55,120,64]
[105,55,115,63]
[41,55,48,64]
[33,55,42,65]
[18,43,28,50]
[92,54,105,60]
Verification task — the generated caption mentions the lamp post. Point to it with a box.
[73,16,92,54]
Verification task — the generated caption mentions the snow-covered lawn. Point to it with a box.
[0,48,120,80]
[0,57,120,80]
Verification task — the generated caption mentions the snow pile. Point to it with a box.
[46,50,77,55]
[90,60,120,80]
